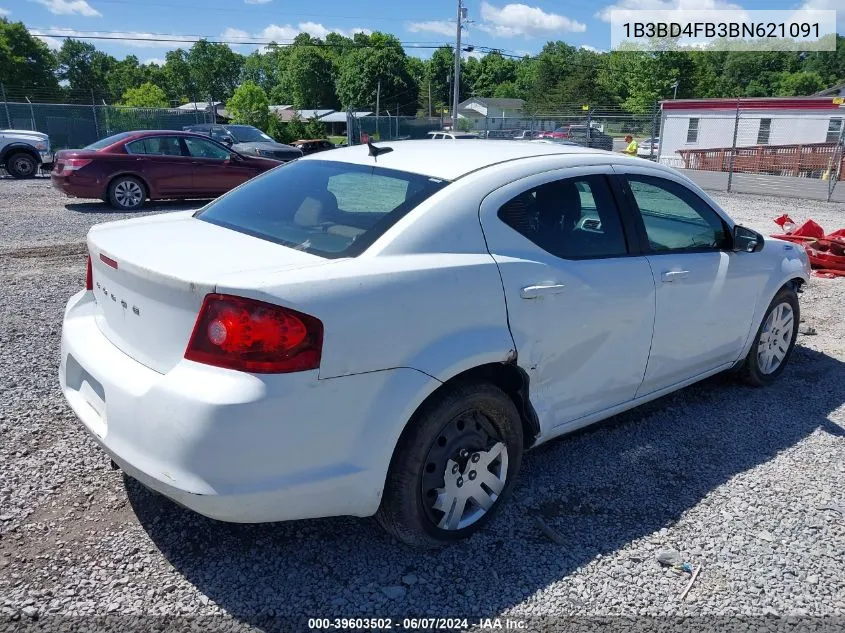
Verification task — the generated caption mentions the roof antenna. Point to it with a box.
[367,139,393,159]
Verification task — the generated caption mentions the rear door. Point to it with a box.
[125,136,194,195]
[613,165,768,394]
[182,136,256,195]
[479,165,656,431]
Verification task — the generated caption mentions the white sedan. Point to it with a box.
[59,140,810,547]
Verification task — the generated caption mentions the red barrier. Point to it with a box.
[771,215,845,278]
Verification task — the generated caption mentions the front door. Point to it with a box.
[614,167,768,395]
[479,165,656,431]
[182,136,255,196]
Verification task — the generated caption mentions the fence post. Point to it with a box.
[828,122,845,202]
[102,99,111,136]
[192,95,199,124]
[91,89,101,140]
[0,83,10,129]
[726,98,741,193]
[656,103,666,164]
[649,101,659,160]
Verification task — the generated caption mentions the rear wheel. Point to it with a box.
[376,382,523,548]
[108,176,146,210]
[6,152,38,179]
[740,286,800,386]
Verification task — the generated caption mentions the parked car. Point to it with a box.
[513,130,539,140]
[0,129,53,178]
[638,137,661,159]
[60,140,809,547]
[183,124,302,162]
[291,139,336,155]
[426,131,478,139]
[540,125,614,151]
[529,138,579,146]
[51,130,280,210]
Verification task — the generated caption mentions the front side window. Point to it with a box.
[497,175,628,259]
[626,175,729,252]
[686,118,699,143]
[184,137,231,160]
[196,161,448,258]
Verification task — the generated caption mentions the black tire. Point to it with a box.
[376,381,523,548]
[740,286,800,387]
[5,152,39,179]
[107,176,146,210]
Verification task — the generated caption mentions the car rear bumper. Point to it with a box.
[51,172,104,199]
[59,290,436,523]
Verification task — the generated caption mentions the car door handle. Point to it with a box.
[661,270,690,282]
[520,284,566,299]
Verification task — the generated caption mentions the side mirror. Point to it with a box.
[732,225,764,253]
[222,136,234,146]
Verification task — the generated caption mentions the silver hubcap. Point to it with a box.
[13,157,34,175]
[757,302,794,375]
[433,442,508,530]
[114,180,143,208]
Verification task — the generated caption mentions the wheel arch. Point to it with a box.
[0,144,40,165]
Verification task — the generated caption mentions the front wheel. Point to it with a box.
[6,152,38,179]
[376,382,523,548]
[740,286,800,386]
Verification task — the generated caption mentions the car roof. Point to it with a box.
[302,139,618,180]
[293,139,326,143]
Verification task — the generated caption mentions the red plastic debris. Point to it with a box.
[771,216,845,278]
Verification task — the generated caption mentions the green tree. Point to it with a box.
[119,82,169,108]
[56,39,117,97]
[0,18,60,98]
[282,45,337,108]
[471,52,518,97]
[186,40,244,101]
[304,117,327,139]
[226,81,270,129]
[776,71,825,96]
[335,33,418,115]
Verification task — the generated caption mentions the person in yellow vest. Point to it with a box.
[623,134,639,156]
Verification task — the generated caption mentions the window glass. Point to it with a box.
[686,118,699,143]
[184,137,231,159]
[197,161,448,258]
[827,119,843,144]
[757,118,772,145]
[127,136,184,156]
[83,132,134,151]
[497,175,628,259]
[626,176,728,252]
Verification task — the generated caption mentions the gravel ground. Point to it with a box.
[1,178,844,632]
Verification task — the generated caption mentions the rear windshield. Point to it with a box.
[196,160,449,258]
[84,132,134,150]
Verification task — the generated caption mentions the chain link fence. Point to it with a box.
[658,103,845,202]
[0,100,212,150]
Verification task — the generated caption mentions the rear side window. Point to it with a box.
[196,160,449,258]
[126,136,185,156]
[497,175,629,259]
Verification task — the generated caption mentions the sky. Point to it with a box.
[2,0,842,63]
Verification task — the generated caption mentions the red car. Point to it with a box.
[51,130,281,210]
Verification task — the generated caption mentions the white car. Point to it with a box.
[638,137,660,159]
[59,141,810,547]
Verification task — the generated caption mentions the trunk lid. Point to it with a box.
[87,211,329,373]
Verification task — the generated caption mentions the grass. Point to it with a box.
[328,135,347,146]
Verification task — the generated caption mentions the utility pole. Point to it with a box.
[671,79,680,99]
[451,0,465,130]
[428,80,432,119]
[375,78,381,140]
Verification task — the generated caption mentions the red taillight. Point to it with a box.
[185,294,323,374]
[85,255,93,291]
[63,158,93,172]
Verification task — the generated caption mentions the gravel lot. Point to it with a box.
[1,177,844,632]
